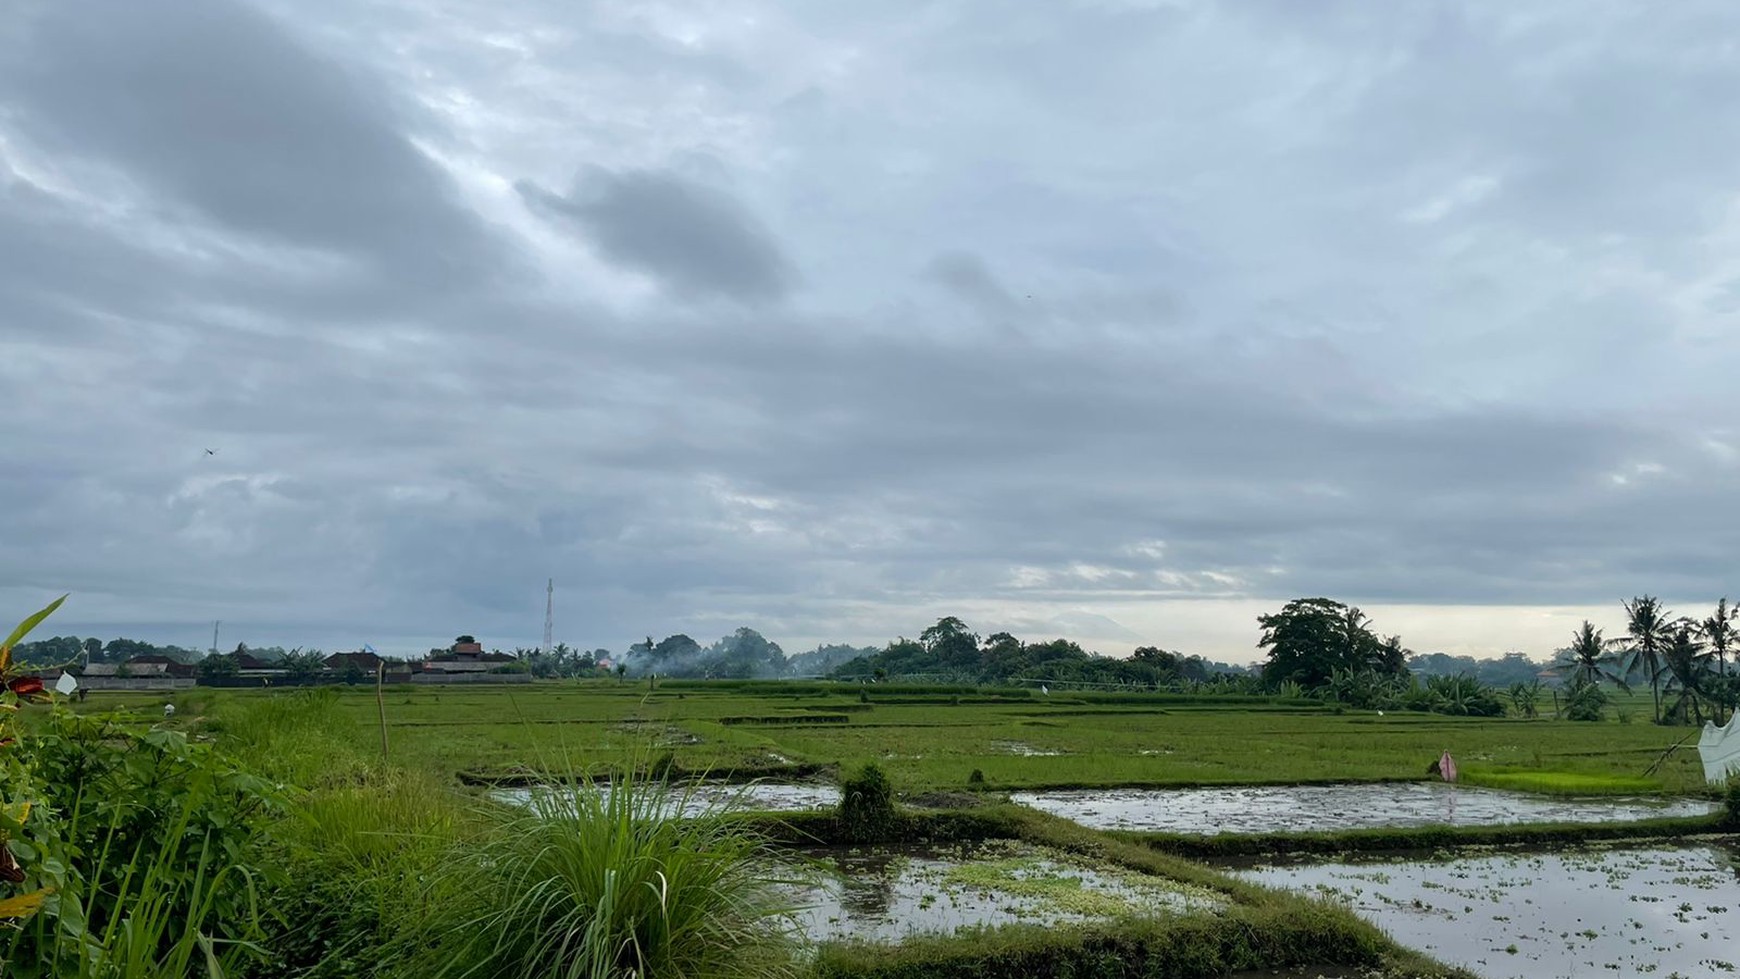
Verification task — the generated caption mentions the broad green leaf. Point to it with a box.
[0,594,68,672]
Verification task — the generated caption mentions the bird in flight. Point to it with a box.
[204,448,217,456]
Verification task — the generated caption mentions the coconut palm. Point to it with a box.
[1661,621,1714,725]
[1700,597,1736,679]
[1617,596,1674,724]
[1559,620,1629,690]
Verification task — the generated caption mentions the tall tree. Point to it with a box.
[1375,635,1408,675]
[920,616,980,670]
[1258,598,1393,688]
[1700,597,1736,679]
[1661,622,1713,725]
[1618,595,1673,724]
[1559,620,1629,690]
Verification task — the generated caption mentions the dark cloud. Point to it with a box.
[519,168,794,304]
[3,0,1740,661]
[0,0,497,286]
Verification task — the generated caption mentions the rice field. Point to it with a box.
[104,679,1720,796]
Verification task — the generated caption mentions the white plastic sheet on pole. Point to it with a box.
[1699,712,1740,785]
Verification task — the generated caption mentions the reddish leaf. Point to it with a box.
[6,677,43,697]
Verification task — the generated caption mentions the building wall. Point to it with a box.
[409,672,533,685]
[78,677,197,691]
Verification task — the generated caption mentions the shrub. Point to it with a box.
[5,706,277,977]
[1726,780,1740,828]
[2,596,276,978]
[967,768,986,786]
[839,763,897,843]
[1564,676,1608,722]
[405,770,798,979]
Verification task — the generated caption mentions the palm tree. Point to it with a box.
[1661,622,1713,725]
[1618,596,1674,724]
[1700,597,1736,679]
[1560,620,1629,689]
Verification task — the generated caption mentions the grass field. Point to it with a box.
[90,678,1718,796]
[37,681,1731,979]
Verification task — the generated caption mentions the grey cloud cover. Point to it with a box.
[520,167,795,303]
[2,0,1739,662]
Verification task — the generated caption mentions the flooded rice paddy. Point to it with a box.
[781,840,1225,942]
[1012,782,1720,834]
[1231,842,1740,979]
[492,781,840,815]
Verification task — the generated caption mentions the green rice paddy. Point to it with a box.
[99,679,1717,797]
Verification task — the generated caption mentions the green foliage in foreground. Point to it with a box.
[6,711,279,978]
[3,597,276,979]
[403,773,800,979]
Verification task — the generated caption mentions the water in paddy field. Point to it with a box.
[777,840,1226,943]
[1011,782,1720,834]
[491,781,840,815]
[1229,842,1740,979]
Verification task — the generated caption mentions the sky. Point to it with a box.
[4,0,1740,663]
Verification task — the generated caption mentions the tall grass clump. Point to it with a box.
[257,767,478,978]
[406,770,800,979]
[205,688,367,786]
[838,763,897,843]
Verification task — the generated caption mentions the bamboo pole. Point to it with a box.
[375,662,389,761]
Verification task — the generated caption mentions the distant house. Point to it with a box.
[235,653,286,678]
[325,651,413,680]
[75,656,195,679]
[423,640,518,674]
[123,654,198,679]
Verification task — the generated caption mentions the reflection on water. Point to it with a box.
[1230,842,1740,979]
[778,840,1225,943]
[1013,782,1720,834]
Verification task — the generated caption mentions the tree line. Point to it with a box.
[1554,595,1737,725]
[1256,595,1738,724]
[824,616,1246,688]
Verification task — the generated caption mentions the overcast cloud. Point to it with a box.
[4,0,1740,662]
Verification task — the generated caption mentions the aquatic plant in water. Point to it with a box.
[839,763,897,843]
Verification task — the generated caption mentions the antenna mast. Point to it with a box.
[542,579,554,657]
